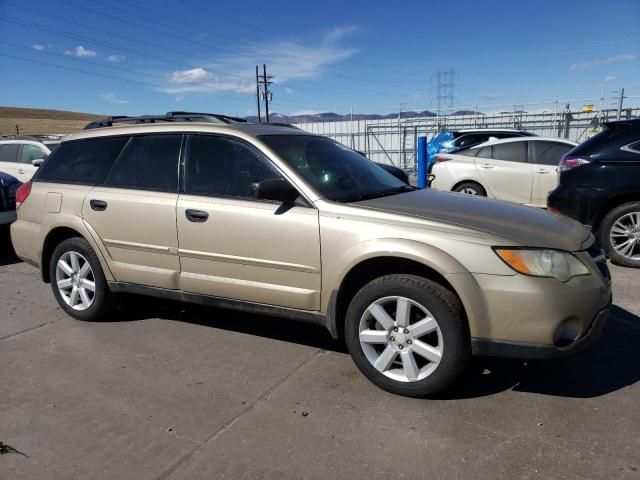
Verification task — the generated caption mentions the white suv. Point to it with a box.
[431,137,576,207]
[0,137,51,183]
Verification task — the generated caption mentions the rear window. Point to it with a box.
[570,125,640,159]
[104,134,181,192]
[35,136,129,185]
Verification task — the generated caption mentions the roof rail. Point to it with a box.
[83,111,247,130]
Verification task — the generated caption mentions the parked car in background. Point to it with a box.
[11,112,611,398]
[444,128,537,151]
[549,119,640,268]
[431,136,577,207]
[0,137,51,183]
[0,171,21,225]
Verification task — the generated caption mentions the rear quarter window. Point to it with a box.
[35,136,129,185]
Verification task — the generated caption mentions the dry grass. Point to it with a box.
[0,107,105,136]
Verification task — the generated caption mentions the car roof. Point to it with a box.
[469,136,577,148]
[454,128,534,135]
[62,121,313,143]
[0,137,50,147]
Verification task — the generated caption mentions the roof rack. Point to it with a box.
[83,111,247,130]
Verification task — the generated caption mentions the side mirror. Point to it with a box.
[32,158,45,167]
[253,178,299,204]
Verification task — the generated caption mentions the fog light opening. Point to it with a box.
[553,318,582,348]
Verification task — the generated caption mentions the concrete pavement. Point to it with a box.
[1,227,639,479]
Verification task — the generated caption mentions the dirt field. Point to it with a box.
[0,106,104,136]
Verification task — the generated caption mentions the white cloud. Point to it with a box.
[603,75,617,84]
[107,54,126,62]
[175,95,184,103]
[32,44,46,51]
[100,92,129,104]
[284,87,293,94]
[159,26,357,95]
[570,53,636,71]
[65,46,97,58]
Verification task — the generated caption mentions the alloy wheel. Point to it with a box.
[358,296,443,383]
[610,212,640,261]
[55,251,96,311]
[460,187,478,195]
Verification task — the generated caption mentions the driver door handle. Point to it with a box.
[479,164,494,169]
[185,209,209,223]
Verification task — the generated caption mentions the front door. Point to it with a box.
[530,141,573,207]
[176,134,321,310]
[82,134,183,289]
[475,142,533,204]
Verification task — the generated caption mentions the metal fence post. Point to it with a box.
[417,134,428,188]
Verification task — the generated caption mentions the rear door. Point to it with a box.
[0,143,19,178]
[530,140,574,207]
[82,134,183,289]
[16,143,49,182]
[176,134,321,310]
[475,141,533,204]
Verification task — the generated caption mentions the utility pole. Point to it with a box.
[255,66,261,123]
[616,87,625,120]
[255,64,273,122]
[432,68,456,117]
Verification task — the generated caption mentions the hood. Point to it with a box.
[355,189,592,251]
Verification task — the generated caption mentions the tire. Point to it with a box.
[453,182,486,196]
[49,237,114,321]
[344,274,469,398]
[599,202,640,268]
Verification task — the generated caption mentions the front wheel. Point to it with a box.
[599,202,640,268]
[344,274,469,398]
[49,237,114,321]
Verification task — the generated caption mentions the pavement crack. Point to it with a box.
[0,316,66,341]
[154,348,325,480]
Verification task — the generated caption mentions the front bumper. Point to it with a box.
[471,304,610,359]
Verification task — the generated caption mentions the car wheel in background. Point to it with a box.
[453,182,486,196]
[344,274,469,398]
[600,202,640,268]
[49,237,114,320]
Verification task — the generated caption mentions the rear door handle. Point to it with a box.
[479,164,494,169]
[90,199,108,211]
[185,209,209,223]
[535,170,550,174]
[17,168,26,174]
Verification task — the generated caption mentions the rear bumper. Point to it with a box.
[472,304,610,359]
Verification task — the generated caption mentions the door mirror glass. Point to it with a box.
[252,178,299,203]
[32,158,45,167]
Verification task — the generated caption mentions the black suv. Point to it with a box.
[548,119,640,267]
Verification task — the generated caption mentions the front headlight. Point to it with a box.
[494,248,589,282]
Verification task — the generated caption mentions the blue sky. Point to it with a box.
[0,0,638,116]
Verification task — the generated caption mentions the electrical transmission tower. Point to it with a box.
[255,64,273,122]
[431,68,456,116]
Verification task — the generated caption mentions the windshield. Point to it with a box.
[260,135,411,202]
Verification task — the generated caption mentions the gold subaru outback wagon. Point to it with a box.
[11,112,612,397]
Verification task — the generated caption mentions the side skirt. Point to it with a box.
[108,281,329,329]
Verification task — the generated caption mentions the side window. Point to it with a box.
[20,144,48,164]
[0,144,19,163]
[622,140,640,154]
[104,135,181,192]
[185,134,282,199]
[35,136,129,184]
[457,134,483,149]
[491,142,527,163]
[456,147,479,157]
[476,146,493,158]
[534,141,574,166]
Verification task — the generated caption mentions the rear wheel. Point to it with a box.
[49,237,114,320]
[344,274,469,398]
[453,182,486,196]
[599,202,640,268]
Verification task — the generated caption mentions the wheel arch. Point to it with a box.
[592,193,640,233]
[451,179,487,194]
[325,243,475,340]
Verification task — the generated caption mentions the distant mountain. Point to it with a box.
[245,110,439,124]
